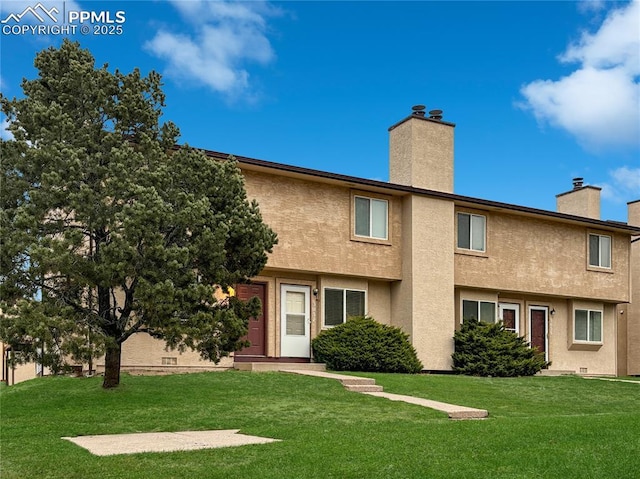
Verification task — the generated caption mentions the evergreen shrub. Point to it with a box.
[452,319,550,377]
[311,316,423,373]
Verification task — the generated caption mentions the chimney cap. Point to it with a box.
[429,109,443,120]
[573,177,584,189]
[412,105,426,117]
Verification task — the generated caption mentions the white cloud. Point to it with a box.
[610,166,640,193]
[520,0,640,150]
[144,0,280,99]
[1,117,14,140]
[599,166,640,202]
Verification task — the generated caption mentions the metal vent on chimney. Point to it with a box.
[429,109,443,120]
[573,177,584,189]
[412,105,426,117]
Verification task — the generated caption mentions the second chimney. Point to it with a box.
[556,178,601,220]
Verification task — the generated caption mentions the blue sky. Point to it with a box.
[1,0,639,222]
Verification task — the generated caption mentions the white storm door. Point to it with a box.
[280,285,311,358]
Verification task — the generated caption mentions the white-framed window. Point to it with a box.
[589,234,611,268]
[574,309,602,343]
[324,288,366,327]
[462,299,496,323]
[457,213,486,252]
[354,196,388,240]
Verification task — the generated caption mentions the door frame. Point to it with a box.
[235,282,268,357]
[280,284,311,358]
[499,302,520,335]
[528,306,549,362]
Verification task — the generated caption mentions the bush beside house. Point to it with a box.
[452,319,550,377]
[311,316,423,373]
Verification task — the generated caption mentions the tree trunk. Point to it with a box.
[102,342,122,388]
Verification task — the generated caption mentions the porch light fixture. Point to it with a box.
[550,308,556,315]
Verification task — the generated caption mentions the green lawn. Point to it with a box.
[1,372,639,479]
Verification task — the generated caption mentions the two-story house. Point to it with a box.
[3,107,639,383]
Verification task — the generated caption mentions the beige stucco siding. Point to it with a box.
[102,333,233,373]
[390,197,414,337]
[392,196,455,370]
[620,201,640,375]
[367,280,393,325]
[243,170,402,280]
[455,209,630,303]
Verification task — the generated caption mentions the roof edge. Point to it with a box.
[387,112,456,132]
[556,185,602,198]
[181,144,640,235]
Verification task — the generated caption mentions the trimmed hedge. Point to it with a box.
[452,319,550,377]
[311,316,423,373]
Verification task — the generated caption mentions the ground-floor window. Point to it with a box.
[324,288,365,326]
[462,299,496,323]
[574,309,602,343]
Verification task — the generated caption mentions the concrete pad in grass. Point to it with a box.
[62,430,281,456]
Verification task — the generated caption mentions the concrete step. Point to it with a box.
[448,409,488,420]
[339,377,376,386]
[284,370,382,392]
[344,384,384,393]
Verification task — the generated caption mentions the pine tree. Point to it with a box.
[0,40,277,388]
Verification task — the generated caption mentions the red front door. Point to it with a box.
[530,308,547,358]
[235,283,267,357]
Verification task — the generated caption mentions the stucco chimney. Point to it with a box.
[626,199,640,375]
[629,199,640,227]
[388,105,455,193]
[556,178,601,220]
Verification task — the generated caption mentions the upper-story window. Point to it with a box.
[457,213,486,252]
[355,196,388,240]
[588,234,611,268]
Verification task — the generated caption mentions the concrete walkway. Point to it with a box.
[284,369,488,420]
[63,430,280,456]
[583,377,640,384]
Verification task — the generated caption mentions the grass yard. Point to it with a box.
[1,372,639,479]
